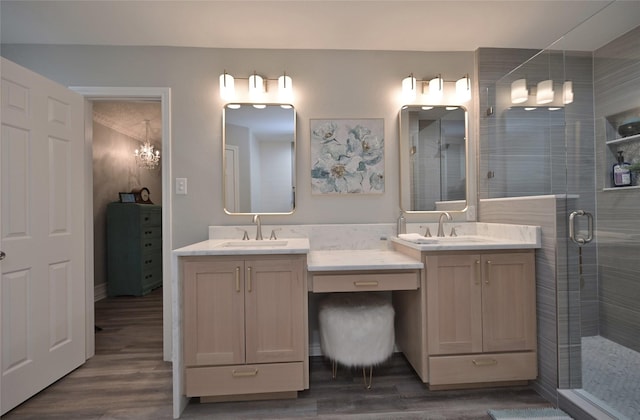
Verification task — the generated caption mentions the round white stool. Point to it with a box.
[318,292,395,389]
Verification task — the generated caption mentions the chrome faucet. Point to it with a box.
[437,212,452,237]
[252,214,263,240]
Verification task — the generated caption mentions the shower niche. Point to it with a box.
[603,107,640,189]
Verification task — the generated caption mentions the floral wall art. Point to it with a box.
[310,118,385,194]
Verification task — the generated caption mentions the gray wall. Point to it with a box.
[0,45,475,250]
[594,25,640,353]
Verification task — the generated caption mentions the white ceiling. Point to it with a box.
[1,1,640,52]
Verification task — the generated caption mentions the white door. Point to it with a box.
[1,58,86,415]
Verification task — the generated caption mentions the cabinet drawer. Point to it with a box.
[140,237,162,253]
[429,352,537,386]
[311,271,419,292]
[141,226,161,239]
[140,210,161,227]
[185,362,304,397]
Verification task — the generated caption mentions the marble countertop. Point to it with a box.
[307,249,424,272]
[172,238,310,256]
[390,234,540,252]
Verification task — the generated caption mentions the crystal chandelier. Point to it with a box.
[134,119,160,169]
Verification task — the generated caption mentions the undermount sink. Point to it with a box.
[217,240,289,248]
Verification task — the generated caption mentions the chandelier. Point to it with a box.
[134,119,160,169]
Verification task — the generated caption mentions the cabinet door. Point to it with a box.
[183,260,245,366]
[427,254,483,355]
[481,253,536,352]
[245,258,305,364]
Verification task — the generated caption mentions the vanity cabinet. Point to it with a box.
[182,255,306,399]
[426,251,537,387]
[392,245,537,389]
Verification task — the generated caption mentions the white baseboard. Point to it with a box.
[94,282,107,301]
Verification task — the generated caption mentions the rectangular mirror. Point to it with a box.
[399,105,468,212]
[223,104,296,214]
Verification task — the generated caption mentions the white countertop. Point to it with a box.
[390,235,540,251]
[172,238,311,256]
[307,249,424,272]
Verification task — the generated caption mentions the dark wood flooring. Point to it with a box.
[3,288,553,419]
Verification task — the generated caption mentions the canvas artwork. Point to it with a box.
[310,118,385,194]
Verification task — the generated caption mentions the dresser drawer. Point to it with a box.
[185,362,304,397]
[140,237,162,253]
[311,271,419,292]
[141,226,162,239]
[140,209,161,227]
[428,352,537,386]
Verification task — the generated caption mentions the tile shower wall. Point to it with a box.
[594,25,640,353]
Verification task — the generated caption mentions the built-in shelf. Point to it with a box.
[605,133,640,146]
[603,185,640,192]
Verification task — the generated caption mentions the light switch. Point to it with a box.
[176,178,187,195]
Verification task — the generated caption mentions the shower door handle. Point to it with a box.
[569,210,593,245]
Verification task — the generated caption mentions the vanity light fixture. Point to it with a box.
[219,71,235,101]
[252,104,267,109]
[562,81,574,104]
[219,71,294,101]
[536,79,554,104]
[428,75,443,99]
[402,73,417,101]
[455,74,471,102]
[227,103,241,109]
[401,73,471,102]
[511,79,528,104]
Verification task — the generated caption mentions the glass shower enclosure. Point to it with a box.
[482,11,640,420]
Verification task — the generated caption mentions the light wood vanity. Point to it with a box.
[172,226,540,417]
[392,242,537,389]
[181,254,307,400]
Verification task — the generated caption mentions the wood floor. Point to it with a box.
[3,288,553,419]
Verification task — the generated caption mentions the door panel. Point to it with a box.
[245,259,304,364]
[183,260,245,366]
[481,253,536,352]
[1,58,86,415]
[427,254,483,355]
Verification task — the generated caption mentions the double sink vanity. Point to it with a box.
[172,221,541,415]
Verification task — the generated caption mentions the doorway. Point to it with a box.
[71,86,172,361]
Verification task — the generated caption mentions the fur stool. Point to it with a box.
[318,292,395,389]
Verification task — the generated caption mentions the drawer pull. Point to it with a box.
[235,267,240,292]
[475,259,481,285]
[354,281,379,287]
[247,267,252,292]
[232,368,258,377]
[472,358,497,366]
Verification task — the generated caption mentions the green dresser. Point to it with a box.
[106,203,162,297]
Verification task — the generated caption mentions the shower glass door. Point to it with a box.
[485,12,640,419]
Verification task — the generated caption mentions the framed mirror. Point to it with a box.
[223,104,296,214]
[398,105,468,212]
